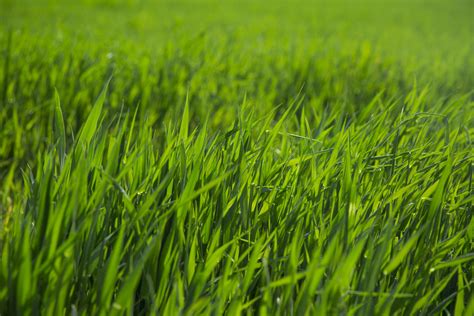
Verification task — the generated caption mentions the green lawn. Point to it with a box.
[0,0,473,314]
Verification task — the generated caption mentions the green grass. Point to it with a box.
[0,0,473,314]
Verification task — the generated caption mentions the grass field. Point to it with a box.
[1,0,473,314]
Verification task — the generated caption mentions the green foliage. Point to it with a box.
[0,0,473,315]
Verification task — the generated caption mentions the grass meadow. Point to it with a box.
[0,0,473,314]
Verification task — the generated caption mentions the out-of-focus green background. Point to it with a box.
[3,0,473,59]
[1,0,472,144]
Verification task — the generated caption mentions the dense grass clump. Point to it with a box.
[1,0,473,314]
